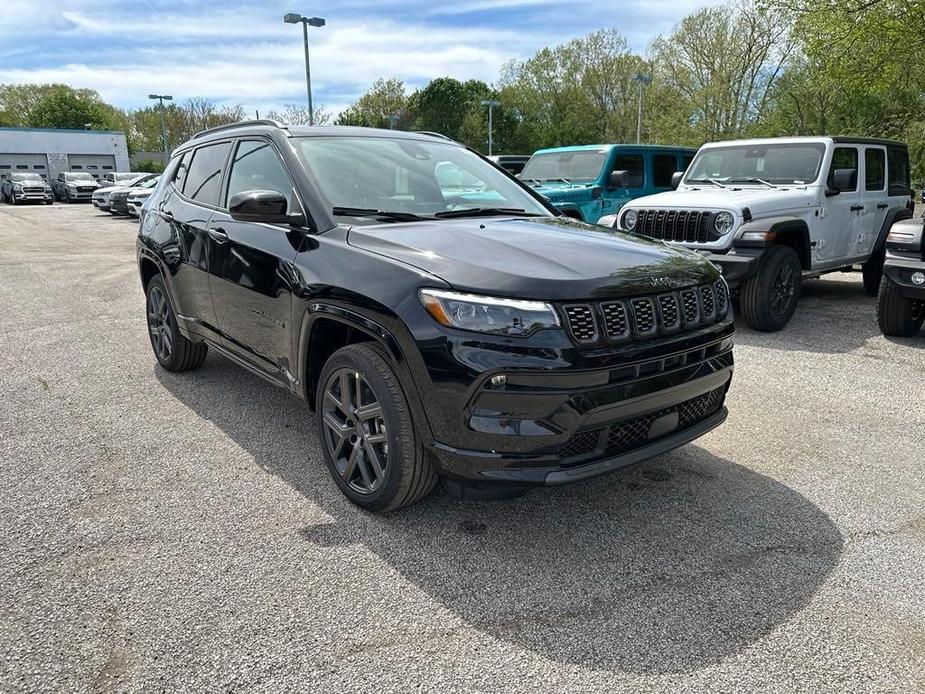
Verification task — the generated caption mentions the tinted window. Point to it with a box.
[682,155,695,170]
[226,141,293,206]
[653,154,677,187]
[827,147,858,190]
[184,142,231,206]
[614,154,644,188]
[172,151,191,191]
[865,149,885,191]
[887,146,910,195]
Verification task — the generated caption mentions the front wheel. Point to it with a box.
[738,245,802,332]
[316,343,436,512]
[145,275,208,371]
[877,276,924,337]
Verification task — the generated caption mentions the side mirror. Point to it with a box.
[229,190,290,224]
[670,171,684,190]
[608,170,628,188]
[831,168,857,192]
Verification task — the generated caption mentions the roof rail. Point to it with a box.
[414,130,454,141]
[192,119,288,140]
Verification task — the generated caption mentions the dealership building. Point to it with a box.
[0,127,130,183]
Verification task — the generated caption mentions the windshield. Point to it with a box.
[113,173,139,181]
[293,136,551,224]
[686,143,826,185]
[10,173,43,182]
[66,173,95,181]
[520,150,608,183]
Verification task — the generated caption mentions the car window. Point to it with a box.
[827,147,858,190]
[184,142,231,207]
[682,155,695,170]
[521,150,608,183]
[614,154,644,188]
[887,146,910,195]
[225,141,294,207]
[653,154,677,188]
[864,148,885,191]
[172,151,191,191]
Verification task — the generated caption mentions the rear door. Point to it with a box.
[206,138,303,381]
[858,145,888,257]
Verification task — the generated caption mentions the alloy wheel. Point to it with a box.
[321,367,389,495]
[770,262,797,316]
[146,285,173,362]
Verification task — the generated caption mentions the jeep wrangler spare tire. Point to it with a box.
[739,245,802,332]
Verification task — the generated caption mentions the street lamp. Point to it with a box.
[385,113,400,130]
[148,94,173,161]
[633,74,652,145]
[480,99,501,156]
[284,12,326,126]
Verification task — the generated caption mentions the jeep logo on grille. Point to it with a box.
[648,276,674,289]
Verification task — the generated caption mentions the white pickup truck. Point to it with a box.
[600,137,914,331]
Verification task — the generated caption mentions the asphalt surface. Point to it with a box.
[1,203,923,694]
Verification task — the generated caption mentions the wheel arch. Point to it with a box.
[735,216,812,270]
[874,206,914,253]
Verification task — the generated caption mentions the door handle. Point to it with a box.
[208,227,229,244]
[877,203,889,209]
[849,205,864,212]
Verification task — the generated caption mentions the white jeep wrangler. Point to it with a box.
[600,137,914,331]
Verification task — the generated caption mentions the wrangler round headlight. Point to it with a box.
[713,211,735,236]
[622,209,638,231]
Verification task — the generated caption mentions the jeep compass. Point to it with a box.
[137,121,735,511]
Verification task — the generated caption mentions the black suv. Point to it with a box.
[878,214,925,336]
[137,121,735,511]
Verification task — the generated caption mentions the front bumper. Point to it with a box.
[92,199,111,210]
[424,323,734,486]
[883,258,925,300]
[12,190,53,202]
[696,250,760,288]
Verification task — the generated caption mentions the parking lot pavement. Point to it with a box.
[1,203,923,694]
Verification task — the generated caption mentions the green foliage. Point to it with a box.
[335,78,407,128]
[134,159,165,173]
[25,85,115,130]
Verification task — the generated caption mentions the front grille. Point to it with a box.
[559,386,726,463]
[560,280,729,346]
[78,186,95,192]
[634,209,714,243]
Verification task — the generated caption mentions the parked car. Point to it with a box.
[1,172,53,205]
[519,144,697,224]
[601,137,914,331]
[93,174,155,211]
[878,215,925,336]
[102,171,145,186]
[137,122,735,511]
[488,154,530,175]
[107,176,159,215]
[52,172,100,202]
[126,177,160,217]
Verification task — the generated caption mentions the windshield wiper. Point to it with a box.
[729,176,778,188]
[432,207,538,219]
[331,206,427,222]
[686,177,728,188]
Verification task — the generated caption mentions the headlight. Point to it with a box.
[12,184,22,191]
[713,211,735,235]
[67,184,77,190]
[622,209,638,231]
[419,289,560,337]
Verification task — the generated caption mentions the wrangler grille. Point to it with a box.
[559,386,726,463]
[634,209,714,243]
[561,280,728,346]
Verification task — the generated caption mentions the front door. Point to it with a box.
[207,138,303,382]
[819,145,864,266]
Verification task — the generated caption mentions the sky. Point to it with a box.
[2,0,724,118]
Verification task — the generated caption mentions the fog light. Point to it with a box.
[490,374,507,387]
[912,271,925,286]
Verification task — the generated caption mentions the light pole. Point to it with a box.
[633,74,652,145]
[148,94,173,162]
[284,13,326,126]
[385,113,400,130]
[480,99,501,156]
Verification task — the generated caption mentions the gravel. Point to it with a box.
[1,203,923,693]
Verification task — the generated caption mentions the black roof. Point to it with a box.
[832,136,907,148]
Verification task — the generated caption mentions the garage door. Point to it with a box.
[67,154,116,181]
[0,153,50,181]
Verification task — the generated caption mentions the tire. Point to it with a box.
[145,275,208,371]
[739,245,802,332]
[862,249,885,296]
[315,343,436,512]
[877,276,924,337]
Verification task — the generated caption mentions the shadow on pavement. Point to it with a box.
[157,355,843,675]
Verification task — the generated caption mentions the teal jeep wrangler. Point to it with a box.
[520,144,697,224]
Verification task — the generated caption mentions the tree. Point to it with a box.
[406,78,491,139]
[335,78,408,128]
[21,85,114,130]
[265,103,330,126]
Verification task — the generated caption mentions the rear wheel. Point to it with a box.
[862,249,885,296]
[145,275,208,371]
[316,343,436,512]
[739,245,802,332]
[877,276,924,337]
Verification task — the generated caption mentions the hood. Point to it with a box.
[96,185,128,194]
[627,186,819,216]
[128,188,154,198]
[346,216,719,301]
